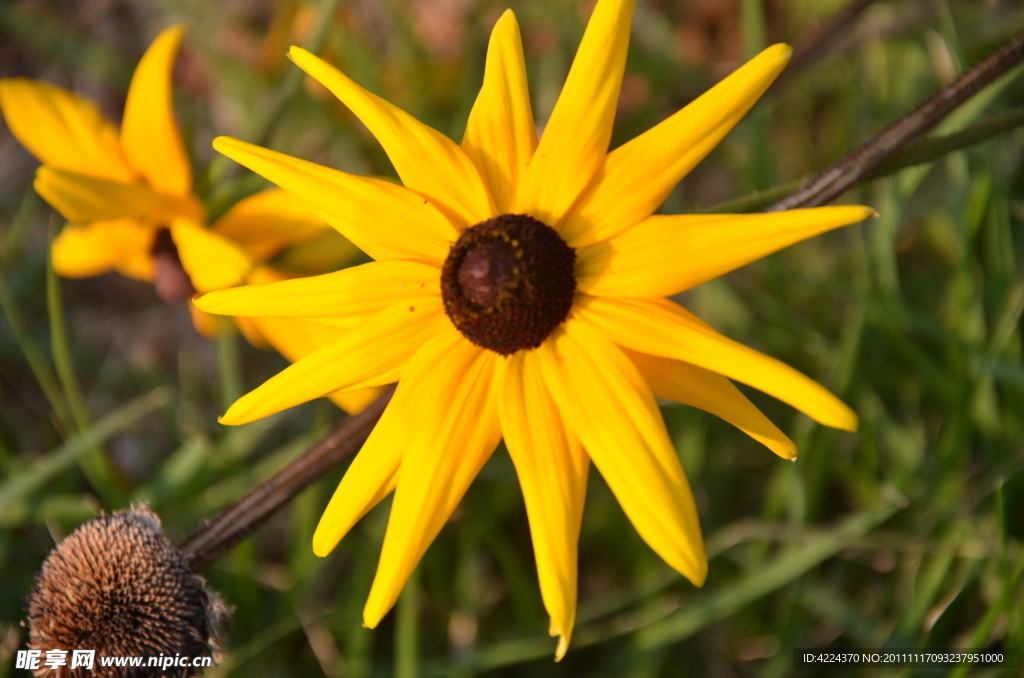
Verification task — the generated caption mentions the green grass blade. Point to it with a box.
[634,503,899,649]
[46,219,123,503]
[395,566,421,678]
[0,267,71,428]
[216,316,243,411]
[0,387,171,522]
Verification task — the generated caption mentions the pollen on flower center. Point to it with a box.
[441,214,576,355]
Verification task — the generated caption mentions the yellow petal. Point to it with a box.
[576,295,858,431]
[497,351,588,660]
[625,349,796,459]
[34,165,203,225]
[120,25,191,196]
[189,300,219,338]
[0,78,134,182]
[289,46,495,227]
[194,260,440,321]
[170,219,254,294]
[538,319,706,585]
[51,224,118,277]
[461,10,537,214]
[235,316,271,349]
[220,297,447,425]
[284,314,378,330]
[328,387,387,415]
[577,206,875,297]
[313,374,420,556]
[364,332,500,627]
[51,219,152,278]
[116,251,155,281]
[562,44,793,247]
[212,188,334,262]
[213,136,457,263]
[241,309,386,415]
[272,229,362,275]
[516,0,635,227]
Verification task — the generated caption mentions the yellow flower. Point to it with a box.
[0,25,379,415]
[195,0,873,658]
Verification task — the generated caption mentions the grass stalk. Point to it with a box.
[395,566,420,678]
[0,268,71,428]
[216,316,243,412]
[45,220,122,503]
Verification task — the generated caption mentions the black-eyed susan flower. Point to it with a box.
[0,25,379,414]
[195,0,873,658]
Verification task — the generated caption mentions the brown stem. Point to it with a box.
[178,388,392,571]
[768,29,1024,211]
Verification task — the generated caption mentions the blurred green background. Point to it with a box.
[2,0,1024,676]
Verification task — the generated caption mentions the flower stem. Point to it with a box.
[178,387,392,571]
[768,29,1024,211]
[705,104,1024,214]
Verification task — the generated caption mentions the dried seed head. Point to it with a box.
[150,229,195,304]
[441,214,576,355]
[26,506,231,678]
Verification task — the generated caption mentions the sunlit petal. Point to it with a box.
[516,0,635,227]
[576,295,858,431]
[120,25,192,196]
[562,44,792,247]
[462,10,537,214]
[51,219,152,278]
[626,349,796,459]
[364,332,501,627]
[211,188,335,262]
[194,260,440,320]
[35,165,203,225]
[213,136,457,263]
[290,47,495,227]
[188,301,219,338]
[538,319,706,586]
[170,219,254,294]
[220,298,447,425]
[576,206,875,297]
[241,299,387,417]
[312,382,412,556]
[498,351,587,660]
[0,78,134,182]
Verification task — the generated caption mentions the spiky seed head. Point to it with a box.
[26,506,231,677]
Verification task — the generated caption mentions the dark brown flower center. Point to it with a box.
[441,214,576,355]
[150,228,195,304]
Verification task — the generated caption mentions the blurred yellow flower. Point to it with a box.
[0,25,379,415]
[196,0,873,658]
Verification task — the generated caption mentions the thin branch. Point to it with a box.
[768,29,1024,211]
[704,104,1024,214]
[866,105,1024,179]
[178,388,392,571]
